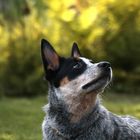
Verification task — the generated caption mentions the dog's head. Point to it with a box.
[41,39,112,121]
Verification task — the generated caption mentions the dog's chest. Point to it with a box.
[42,112,140,140]
[42,117,113,140]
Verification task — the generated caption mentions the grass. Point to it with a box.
[0,93,140,140]
[102,92,140,119]
[0,96,46,140]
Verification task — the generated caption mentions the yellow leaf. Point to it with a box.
[79,7,98,30]
[61,9,76,22]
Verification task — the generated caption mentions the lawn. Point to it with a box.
[0,92,140,140]
[0,96,46,140]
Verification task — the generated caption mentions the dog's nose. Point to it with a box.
[98,61,111,68]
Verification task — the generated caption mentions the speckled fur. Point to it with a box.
[41,40,140,140]
[42,85,140,140]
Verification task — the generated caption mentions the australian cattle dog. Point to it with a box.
[41,39,140,140]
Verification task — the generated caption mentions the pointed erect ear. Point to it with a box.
[71,42,81,57]
[41,39,60,72]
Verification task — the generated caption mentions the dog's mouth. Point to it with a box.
[82,69,111,93]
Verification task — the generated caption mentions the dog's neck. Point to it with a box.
[45,99,101,139]
[48,84,99,122]
[44,85,102,138]
[67,91,99,123]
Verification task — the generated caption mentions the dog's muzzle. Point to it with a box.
[82,61,112,90]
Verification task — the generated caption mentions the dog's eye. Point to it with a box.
[73,62,82,69]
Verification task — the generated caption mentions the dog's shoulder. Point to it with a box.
[109,113,140,139]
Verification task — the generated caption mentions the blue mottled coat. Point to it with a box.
[42,90,140,140]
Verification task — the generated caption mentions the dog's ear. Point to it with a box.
[71,42,81,57]
[41,39,60,73]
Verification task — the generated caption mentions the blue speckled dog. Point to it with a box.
[41,39,140,140]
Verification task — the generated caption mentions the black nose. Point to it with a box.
[98,61,111,68]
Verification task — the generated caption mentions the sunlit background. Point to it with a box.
[0,0,140,139]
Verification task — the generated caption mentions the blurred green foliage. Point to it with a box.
[0,0,140,96]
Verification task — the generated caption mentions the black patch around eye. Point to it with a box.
[68,59,87,80]
[53,58,87,87]
[73,61,82,69]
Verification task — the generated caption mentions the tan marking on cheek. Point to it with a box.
[60,77,70,86]
[69,92,98,123]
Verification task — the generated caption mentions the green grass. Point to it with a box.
[0,93,140,140]
[0,96,46,140]
[103,92,140,119]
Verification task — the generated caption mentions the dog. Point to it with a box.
[41,39,140,140]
